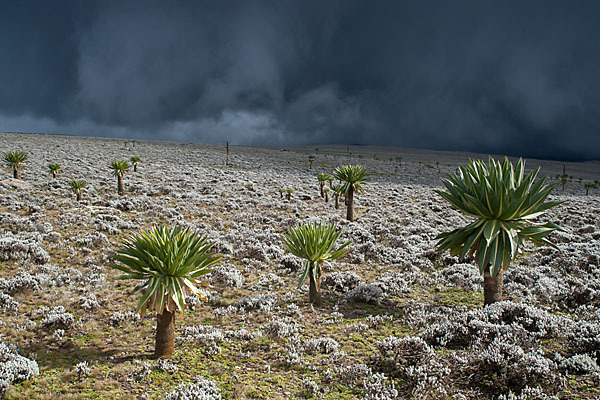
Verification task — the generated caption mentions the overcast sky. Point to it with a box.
[1,1,600,161]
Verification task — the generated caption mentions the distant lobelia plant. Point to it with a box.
[110,226,222,358]
[435,157,562,305]
[308,155,315,169]
[317,173,331,198]
[334,165,368,222]
[583,182,597,196]
[3,151,28,179]
[48,163,61,179]
[324,187,330,203]
[559,173,568,192]
[69,179,87,201]
[110,160,130,195]
[331,184,343,209]
[282,223,351,306]
[130,156,141,172]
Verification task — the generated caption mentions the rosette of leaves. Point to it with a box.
[282,223,351,306]
[435,157,562,304]
[110,226,222,358]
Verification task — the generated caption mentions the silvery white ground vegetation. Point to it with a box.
[0,132,599,398]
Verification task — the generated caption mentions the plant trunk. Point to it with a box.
[134,164,138,172]
[308,263,322,306]
[117,175,124,195]
[319,183,324,198]
[334,195,339,209]
[52,171,57,179]
[13,169,19,179]
[286,193,291,200]
[76,191,82,201]
[325,192,329,202]
[483,268,504,305]
[346,185,354,221]
[155,310,175,358]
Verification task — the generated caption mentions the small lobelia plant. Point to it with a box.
[324,187,330,203]
[435,157,562,305]
[334,165,368,222]
[110,226,221,358]
[3,151,28,179]
[69,180,87,202]
[286,188,293,200]
[110,160,130,195]
[48,163,61,179]
[583,182,597,196]
[130,156,141,172]
[317,173,331,198]
[331,184,343,209]
[282,223,351,306]
[308,155,315,169]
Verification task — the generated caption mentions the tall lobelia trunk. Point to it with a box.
[155,310,175,358]
[325,192,329,202]
[346,185,354,221]
[319,183,324,198]
[483,268,504,305]
[308,262,323,306]
[76,191,82,201]
[52,171,58,179]
[134,164,138,172]
[13,168,19,179]
[334,194,339,209]
[117,175,124,195]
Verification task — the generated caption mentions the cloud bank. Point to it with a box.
[1,1,600,160]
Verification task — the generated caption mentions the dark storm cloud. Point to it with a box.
[1,0,600,160]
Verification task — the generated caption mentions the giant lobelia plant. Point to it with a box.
[110,226,221,358]
[110,160,130,195]
[334,165,368,222]
[4,151,28,179]
[282,223,351,306]
[435,157,562,305]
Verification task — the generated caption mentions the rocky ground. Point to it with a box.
[0,131,599,400]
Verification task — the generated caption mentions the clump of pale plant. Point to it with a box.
[435,157,562,305]
[282,223,351,305]
[110,226,221,358]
